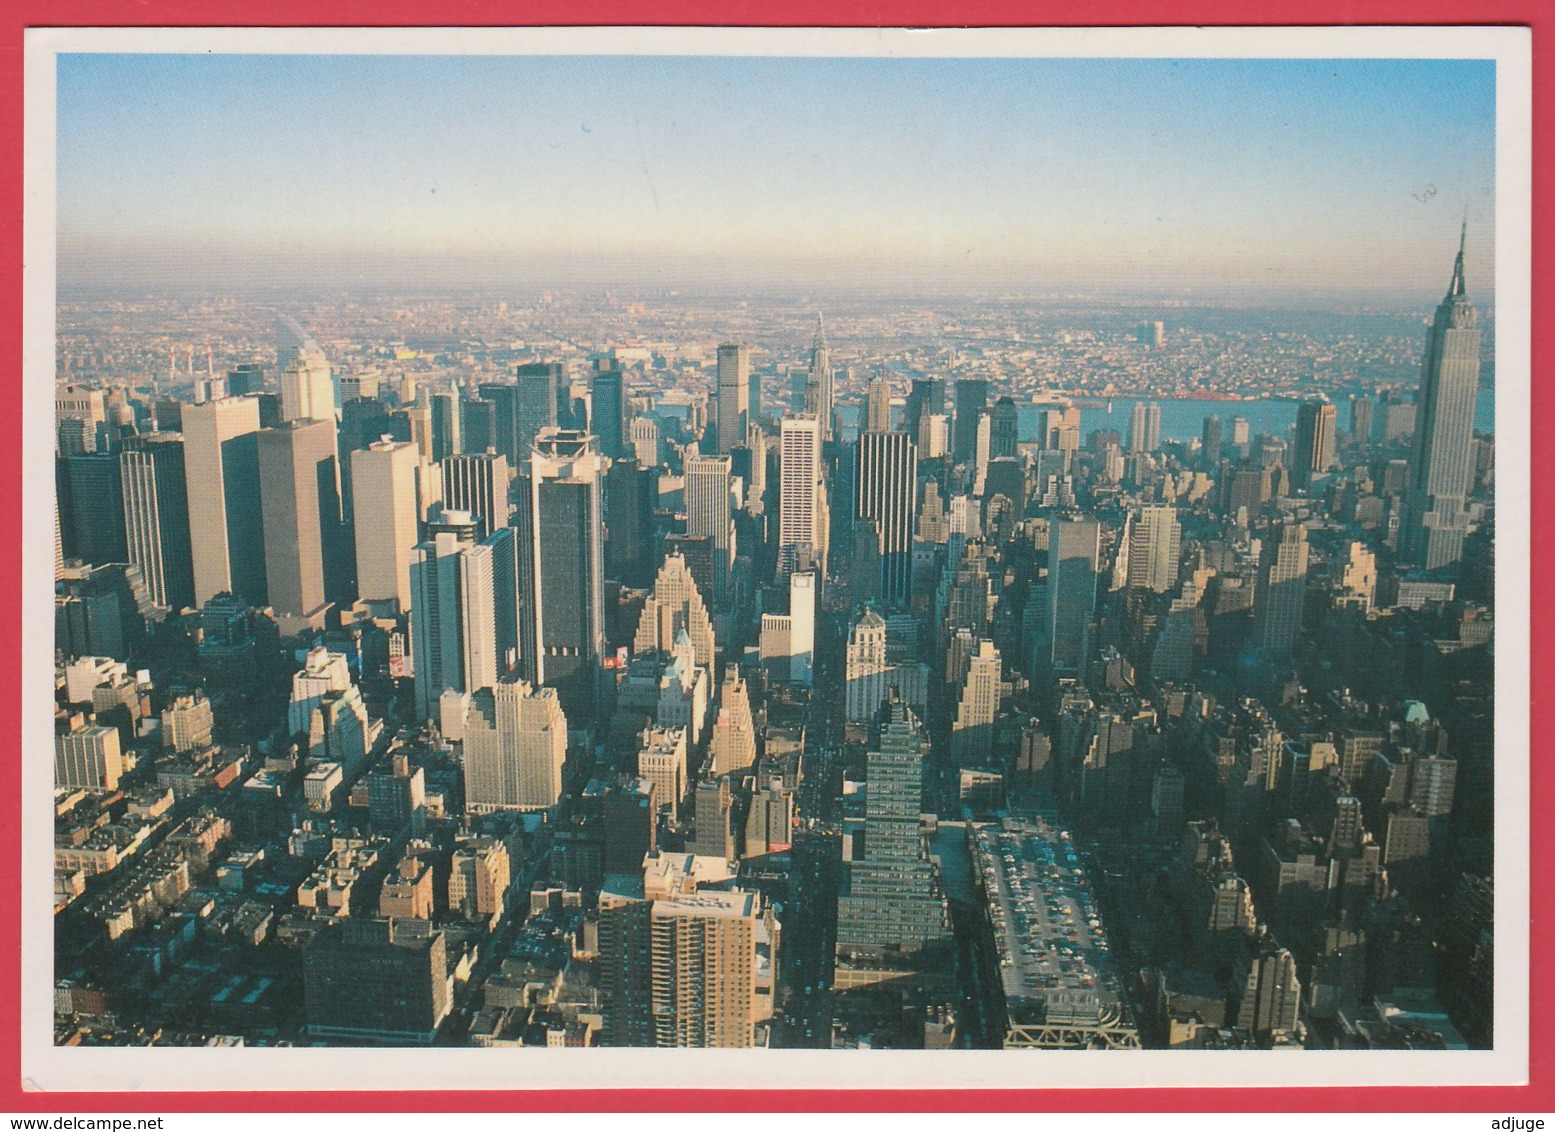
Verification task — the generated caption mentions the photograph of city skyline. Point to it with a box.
[40,34,1515,1071]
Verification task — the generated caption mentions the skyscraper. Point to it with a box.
[648,891,766,1047]
[516,362,571,452]
[604,456,655,589]
[439,451,510,542]
[778,416,826,579]
[1292,400,1337,490]
[461,678,569,813]
[787,571,816,687]
[351,439,421,614]
[1041,515,1101,674]
[1128,400,1162,454]
[257,419,340,624]
[805,315,834,441]
[515,429,607,718]
[854,430,918,608]
[591,365,627,460]
[632,550,717,669]
[178,396,268,607]
[950,639,1003,766]
[119,436,194,611]
[409,530,500,721]
[835,695,951,961]
[429,390,462,461]
[951,378,988,467]
[1406,226,1483,570]
[844,607,891,726]
[1256,520,1310,658]
[686,453,735,606]
[715,344,751,455]
[990,396,1020,460]
[865,372,892,433]
[1201,415,1222,469]
[56,453,127,567]
[708,665,757,776]
[1126,503,1182,594]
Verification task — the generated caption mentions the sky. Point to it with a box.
[54,53,1497,303]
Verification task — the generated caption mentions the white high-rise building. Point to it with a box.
[409,531,499,721]
[289,647,354,737]
[55,721,123,792]
[462,679,569,813]
[787,572,816,687]
[281,354,336,425]
[685,453,736,605]
[778,415,826,578]
[1127,504,1182,594]
[805,315,834,441]
[351,439,422,613]
[182,396,265,607]
[638,726,689,822]
[844,607,890,726]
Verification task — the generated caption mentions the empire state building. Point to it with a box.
[1406,225,1483,571]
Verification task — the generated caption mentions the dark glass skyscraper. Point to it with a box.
[119,435,195,611]
[591,365,627,460]
[854,430,918,608]
[515,429,607,719]
[1406,227,1482,571]
[951,378,988,467]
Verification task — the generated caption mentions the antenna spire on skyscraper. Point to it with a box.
[812,312,827,354]
[1448,218,1468,299]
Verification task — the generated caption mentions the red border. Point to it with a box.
[5,1,1546,1113]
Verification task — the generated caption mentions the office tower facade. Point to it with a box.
[865,372,892,433]
[55,721,123,792]
[57,454,128,568]
[686,453,735,605]
[256,419,340,622]
[991,396,1020,460]
[1350,396,1374,445]
[715,344,751,455]
[1201,415,1222,468]
[118,436,195,611]
[1043,515,1101,674]
[281,355,336,426]
[461,396,496,456]
[351,439,421,613]
[777,415,826,578]
[708,665,758,776]
[787,571,816,686]
[182,397,267,607]
[1256,521,1310,658]
[1128,400,1162,454]
[409,531,499,721]
[439,451,510,542]
[649,892,764,1047]
[462,678,569,813]
[1127,503,1182,594]
[1293,400,1337,490]
[844,607,890,726]
[836,696,950,957]
[288,646,353,735]
[951,378,989,467]
[515,429,607,718]
[950,639,1002,764]
[854,430,918,608]
[633,550,716,668]
[630,415,662,468]
[1407,229,1483,570]
[429,391,462,461]
[805,315,834,441]
[604,456,656,589]
[303,918,451,1044]
[591,365,627,460]
[637,726,689,823]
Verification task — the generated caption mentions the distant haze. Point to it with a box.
[56,55,1496,307]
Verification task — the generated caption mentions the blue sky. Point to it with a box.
[55,54,1497,299]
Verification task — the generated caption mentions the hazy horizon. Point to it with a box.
[56,54,1496,306]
